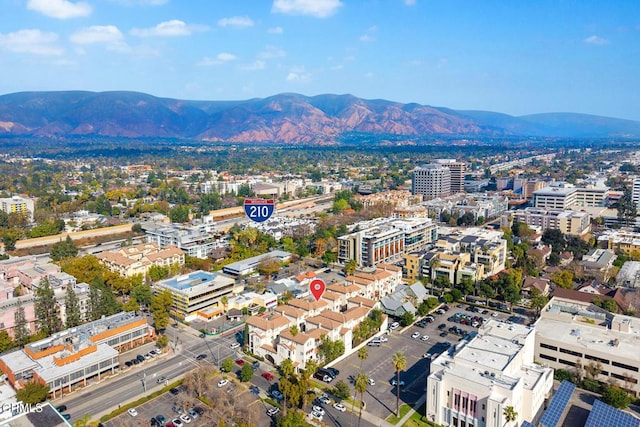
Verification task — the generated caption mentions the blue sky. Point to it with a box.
[1,0,639,120]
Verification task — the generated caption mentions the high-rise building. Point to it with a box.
[0,196,35,222]
[632,177,640,209]
[435,159,466,193]
[412,164,452,199]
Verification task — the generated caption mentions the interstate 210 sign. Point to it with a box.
[243,198,275,223]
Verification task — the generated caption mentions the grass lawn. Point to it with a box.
[385,403,412,425]
[403,404,439,427]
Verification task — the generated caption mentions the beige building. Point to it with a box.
[598,230,640,256]
[97,242,184,278]
[534,296,640,396]
[505,208,591,236]
[0,196,35,222]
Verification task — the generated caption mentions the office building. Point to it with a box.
[533,181,610,210]
[534,296,640,397]
[154,270,238,321]
[142,219,224,259]
[504,208,591,236]
[426,319,553,427]
[412,164,451,200]
[434,159,467,193]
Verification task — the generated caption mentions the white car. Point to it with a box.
[267,407,280,416]
[368,377,375,386]
[311,411,323,420]
[333,403,346,412]
[379,335,388,342]
[492,312,499,317]
[318,395,331,405]
[423,352,432,359]
[411,331,421,339]
[180,414,192,424]
[391,379,405,387]
[390,322,400,329]
[128,408,138,417]
[312,405,325,415]
[421,335,430,341]
[217,379,229,387]
[229,343,241,349]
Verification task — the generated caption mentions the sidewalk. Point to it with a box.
[395,394,427,427]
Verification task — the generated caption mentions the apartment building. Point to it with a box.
[435,227,507,278]
[96,242,184,278]
[0,196,35,222]
[142,219,224,259]
[598,230,640,255]
[246,295,382,370]
[424,193,509,222]
[0,312,153,399]
[154,270,238,321]
[426,251,485,285]
[412,164,452,199]
[427,319,553,427]
[337,217,437,267]
[504,207,591,236]
[222,250,292,276]
[534,297,640,396]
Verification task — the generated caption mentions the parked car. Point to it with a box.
[172,405,183,415]
[128,408,138,417]
[267,407,280,416]
[411,331,421,339]
[124,361,133,367]
[187,409,198,419]
[217,379,229,388]
[157,376,167,384]
[379,335,388,342]
[423,353,432,359]
[367,339,381,347]
[368,377,375,386]
[391,379,405,387]
[193,407,204,416]
[196,354,207,360]
[229,343,241,349]
[252,361,260,370]
[318,395,331,405]
[421,335,430,341]
[312,406,325,416]
[235,359,245,366]
[56,405,67,413]
[326,367,339,377]
[179,414,192,424]
[333,403,346,412]
[136,355,145,363]
[169,387,180,395]
[156,414,166,424]
[438,323,447,330]
[262,372,275,381]
[271,390,284,400]
[390,322,400,329]
[172,418,184,426]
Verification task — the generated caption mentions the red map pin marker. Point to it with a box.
[310,278,326,301]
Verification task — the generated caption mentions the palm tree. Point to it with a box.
[503,405,518,426]
[357,347,368,371]
[391,351,407,416]
[354,373,368,427]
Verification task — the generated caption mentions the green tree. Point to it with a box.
[34,278,62,336]
[289,325,299,336]
[550,270,573,289]
[240,364,254,382]
[147,265,170,282]
[50,235,78,261]
[123,297,140,313]
[357,347,368,371]
[156,334,169,349]
[400,311,415,327]
[617,185,637,227]
[528,287,548,315]
[275,409,307,427]
[64,286,82,328]
[602,385,632,409]
[392,351,407,416]
[13,300,29,346]
[344,259,358,276]
[319,336,345,364]
[16,381,49,404]
[151,289,173,330]
[354,373,368,427]
[131,284,152,307]
[331,380,351,400]
[503,405,518,426]
[170,205,190,223]
[221,358,234,373]
[0,330,13,352]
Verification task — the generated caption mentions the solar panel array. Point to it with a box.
[539,380,575,427]
[521,421,536,427]
[584,399,640,427]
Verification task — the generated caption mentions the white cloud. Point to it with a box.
[27,0,91,19]
[108,0,168,5]
[196,52,238,66]
[584,35,609,45]
[131,20,208,37]
[404,0,417,5]
[70,25,131,52]
[272,0,342,18]
[268,26,284,34]
[286,66,311,81]
[240,60,266,70]
[364,71,374,78]
[258,45,286,59]
[359,25,377,42]
[217,16,254,28]
[0,29,63,55]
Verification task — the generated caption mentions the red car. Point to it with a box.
[262,372,275,381]
[235,359,245,366]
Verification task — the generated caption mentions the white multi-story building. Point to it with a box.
[504,207,591,236]
[142,218,224,259]
[338,217,437,267]
[426,320,554,427]
[412,164,452,200]
[533,181,610,210]
[632,177,640,210]
[534,296,640,397]
[0,196,35,222]
[434,159,467,194]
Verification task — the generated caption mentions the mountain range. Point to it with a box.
[1,91,639,144]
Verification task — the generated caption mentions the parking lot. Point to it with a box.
[328,303,515,421]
